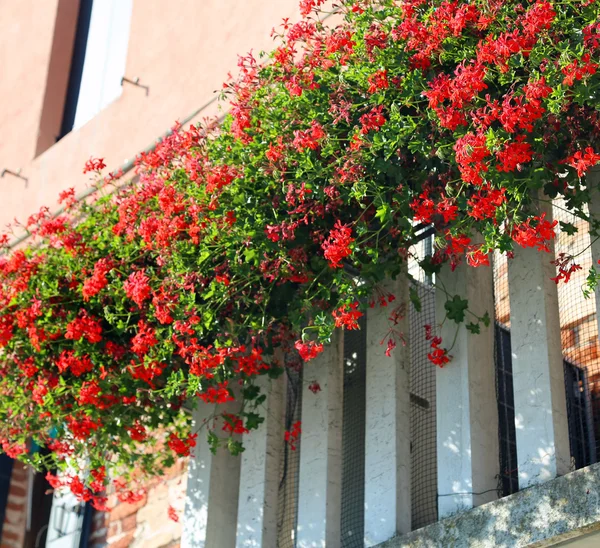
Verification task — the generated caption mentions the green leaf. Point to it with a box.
[559,221,578,236]
[375,203,392,224]
[227,438,245,456]
[481,311,491,328]
[244,248,258,263]
[244,412,264,431]
[583,267,600,299]
[466,322,480,334]
[207,431,219,455]
[409,286,422,312]
[242,385,261,401]
[444,295,469,324]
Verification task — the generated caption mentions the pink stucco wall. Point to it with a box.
[0,0,300,233]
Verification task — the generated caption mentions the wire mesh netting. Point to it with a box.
[493,200,600,500]
[340,315,367,547]
[409,280,438,530]
[277,363,303,548]
[553,200,598,469]
[273,204,600,544]
[276,208,600,543]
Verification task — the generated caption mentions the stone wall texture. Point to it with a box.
[377,462,600,548]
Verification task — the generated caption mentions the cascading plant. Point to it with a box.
[0,0,598,511]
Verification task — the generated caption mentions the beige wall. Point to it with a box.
[0,0,300,233]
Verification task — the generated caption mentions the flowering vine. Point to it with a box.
[0,0,599,509]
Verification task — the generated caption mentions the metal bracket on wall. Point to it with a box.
[1,169,28,187]
[121,76,149,96]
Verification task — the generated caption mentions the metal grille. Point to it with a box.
[494,322,519,496]
[553,200,598,467]
[340,316,367,547]
[493,250,518,497]
[409,281,438,530]
[277,363,303,548]
[494,198,600,501]
[564,360,595,468]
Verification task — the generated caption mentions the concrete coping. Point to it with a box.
[376,462,600,548]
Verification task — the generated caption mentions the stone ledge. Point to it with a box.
[376,463,600,548]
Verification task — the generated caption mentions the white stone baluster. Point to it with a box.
[182,399,242,548]
[364,276,412,545]
[436,259,499,517]
[508,201,570,488]
[236,372,285,548]
[296,332,344,548]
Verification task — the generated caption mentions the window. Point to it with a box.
[60,0,133,138]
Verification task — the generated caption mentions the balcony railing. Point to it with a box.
[180,181,600,547]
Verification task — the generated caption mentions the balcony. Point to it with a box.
[131,180,600,548]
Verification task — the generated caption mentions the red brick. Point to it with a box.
[6,485,26,498]
[107,532,135,548]
[110,495,148,520]
[0,530,19,542]
[121,513,137,533]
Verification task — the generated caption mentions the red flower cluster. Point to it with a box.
[551,253,582,285]
[562,53,598,86]
[565,147,600,178]
[83,157,106,174]
[332,302,363,330]
[322,221,354,268]
[295,340,324,362]
[199,382,233,404]
[167,433,198,457]
[82,258,113,301]
[512,213,557,252]
[124,270,151,307]
[424,325,451,367]
[65,312,103,343]
[285,421,302,451]
[293,121,326,151]
[308,381,321,394]
[56,351,94,376]
[222,413,249,435]
[367,69,389,94]
[168,506,179,523]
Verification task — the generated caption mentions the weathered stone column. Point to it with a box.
[436,259,499,517]
[296,332,344,548]
[182,399,242,548]
[508,201,570,488]
[364,275,412,544]
[236,372,285,548]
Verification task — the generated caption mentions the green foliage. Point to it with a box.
[0,0,598,504]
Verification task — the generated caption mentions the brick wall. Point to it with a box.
[89,459,188,548]
[0,462,28,548]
